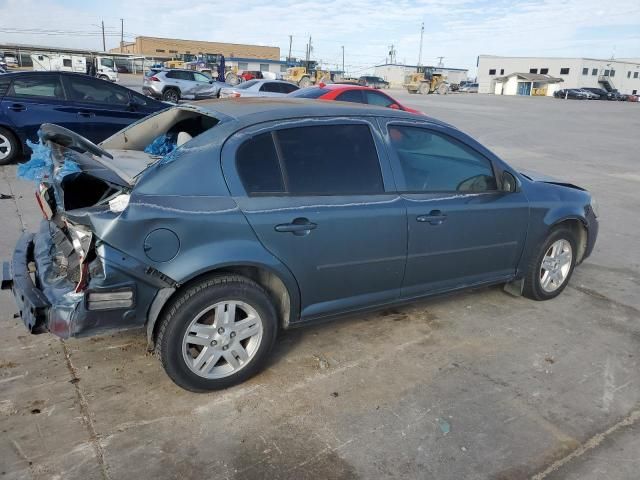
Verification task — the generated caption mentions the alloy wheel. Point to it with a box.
[0,133,12,161]
[539,239,573,293]
[181,301,263,379]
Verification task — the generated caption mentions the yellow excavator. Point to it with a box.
[284,66,332,88]
[404,66,449,94]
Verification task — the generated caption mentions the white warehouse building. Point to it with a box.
[477,55,640,96]
[374,63,469,88]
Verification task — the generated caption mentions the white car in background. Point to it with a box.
[219,79,299,98]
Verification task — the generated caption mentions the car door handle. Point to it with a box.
[274,218,317,235]
[416,210,447,225]
[8,103,26,112]
[77,111,95,118]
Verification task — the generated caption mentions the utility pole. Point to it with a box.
[288,35,292,62]
[101,20,106,52]
[341,45,345,73]
[306,35,312,69]
[120,19,124,52]
[436,56,444,67]
[417,22,424,66]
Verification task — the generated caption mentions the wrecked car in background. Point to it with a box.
[2,99,598,392]
[142,68,227,103]
[0,71,165,164]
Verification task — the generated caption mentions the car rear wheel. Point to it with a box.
[162,88,180,103]
[0,127,19,165]
[98,74,110,81]
[523,227,577,300]
[156,275,278,392]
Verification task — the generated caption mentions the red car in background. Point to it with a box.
[288,84,422,114]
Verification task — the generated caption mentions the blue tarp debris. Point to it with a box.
[144,133,177,156]
[17,140,54,183]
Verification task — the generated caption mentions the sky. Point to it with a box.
[0,0,639,74]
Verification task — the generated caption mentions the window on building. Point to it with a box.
[610,70,615,77]
[388,126,497,193]
[529,68,538,74]
[603,69,609,76]
[635,72,639,79]
[628,71,632,78]
[155,49,165,53]
[500,69,504,75]
[582,67,589,75]
[633,89,637,95]
[560,68,570,75]
[280,64,288,73]
[238,62,249,71]
[63,59,72,67]
[259,63,269,72]
[488,69,496,75]
[540,68,549,74]
[169,50,178,54]
[592,68,598,76]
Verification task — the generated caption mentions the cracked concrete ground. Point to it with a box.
[0,91,638,480]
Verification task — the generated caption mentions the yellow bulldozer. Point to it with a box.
[284,66,332,88]
[404,66,449,94]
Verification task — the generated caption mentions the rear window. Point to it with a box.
[236,124,384,195]
[288,87,330,98]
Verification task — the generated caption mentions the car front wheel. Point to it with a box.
[523,227,577,300]
[156,275,278,392]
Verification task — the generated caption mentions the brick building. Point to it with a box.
[112,36,280,61]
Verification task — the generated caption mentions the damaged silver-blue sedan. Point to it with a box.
[2,99,598,391]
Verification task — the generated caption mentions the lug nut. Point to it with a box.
[222,345,228,351]
[218,327,225,334]
[210,340,217,346]
[230,332,236,338]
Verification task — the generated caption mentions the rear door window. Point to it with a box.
[8,76,65,99]
[259,82,281,93]
[335,90,365,103]
[166,70,194,81]
[364,91,394,107]
[236,124,384,196]
[278,83,298,94]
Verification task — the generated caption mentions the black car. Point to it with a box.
[0,71,166,164]
[358,76,390,89]
[554,89,587,100]
[581,87,609,100]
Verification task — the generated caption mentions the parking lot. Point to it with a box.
[1,91,638,480]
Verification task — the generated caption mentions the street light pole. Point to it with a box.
[417,22,424,67]
[341,45,344,73]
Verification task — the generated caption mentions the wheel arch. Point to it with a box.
[146,261,298,350]
[549,216,588,265]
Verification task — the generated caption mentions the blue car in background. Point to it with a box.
[0,71,166,164]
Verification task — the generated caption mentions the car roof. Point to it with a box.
[191,97,447,127]
[321,84,383,91]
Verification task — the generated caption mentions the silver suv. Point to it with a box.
[142,69,227,102]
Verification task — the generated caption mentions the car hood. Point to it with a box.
[519,169,586,191]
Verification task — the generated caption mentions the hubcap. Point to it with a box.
[0,134,12,161]
[540,239,573,293]
[182,301,263,379]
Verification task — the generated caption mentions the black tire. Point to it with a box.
[523,227,577,301]
[162,88,180,103]
[0,126,19,165]
[156,275,278,392]
[98,74,110,81]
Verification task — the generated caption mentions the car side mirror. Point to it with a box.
[501,171,518,193]
[209,80,214,84]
